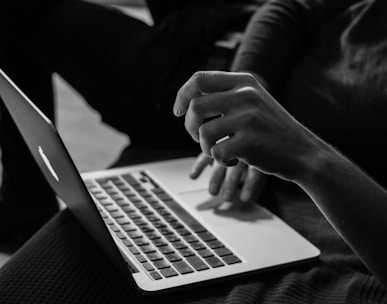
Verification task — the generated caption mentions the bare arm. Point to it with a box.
[174,70,387,288]
[295,138,387,288]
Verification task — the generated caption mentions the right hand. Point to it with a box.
[174,71,319,182]
[190,153,266,202]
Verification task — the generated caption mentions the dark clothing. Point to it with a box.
[0,0,258,227]
[233,0,387,186]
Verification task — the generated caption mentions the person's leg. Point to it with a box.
[19,1,230,146]
[0,43,59,247]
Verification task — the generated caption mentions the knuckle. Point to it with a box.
[192,71,207,88]
[240,72,258,86]
[189,97,202,115]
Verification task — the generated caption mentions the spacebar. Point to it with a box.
[163,199,207,233]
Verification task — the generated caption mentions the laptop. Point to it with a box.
[0,69,320,295]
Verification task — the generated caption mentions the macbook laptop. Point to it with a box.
[0,69,320,295]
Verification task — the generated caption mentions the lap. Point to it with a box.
[1,172,385,303]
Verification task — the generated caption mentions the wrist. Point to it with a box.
[292,133,338,189]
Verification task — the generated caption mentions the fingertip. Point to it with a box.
[222,188,234,201]
[240,190,252,203]
[173,105,182,117]
[209,183,220,196]
[190,170,199,179]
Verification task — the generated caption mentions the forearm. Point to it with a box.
[231,0,358,93]
[295,137,387,288]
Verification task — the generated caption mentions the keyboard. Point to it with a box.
[86,171,241,280]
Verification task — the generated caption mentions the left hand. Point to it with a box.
[191,152,266,202]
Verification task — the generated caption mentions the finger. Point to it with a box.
[184,91,235,142]
[190,153,213,179]
[198,115,236,157]
[209,163,226,196]
[174,71,245,117]
[221,162,246,201]
[240,168,266,202]
[210,131,243,166]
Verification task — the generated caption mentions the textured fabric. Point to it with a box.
[0,182,386,303]
[233,0,387,186]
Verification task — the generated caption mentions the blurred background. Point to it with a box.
[0,0,151,267]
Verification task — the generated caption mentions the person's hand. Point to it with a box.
[191,153,266,202]
[174,71,319,181]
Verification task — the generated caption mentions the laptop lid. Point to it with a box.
[0,69,135,283]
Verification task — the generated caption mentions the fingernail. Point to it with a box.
[173,106,180,116]
[190,170,198,179]
[209,183,218,195]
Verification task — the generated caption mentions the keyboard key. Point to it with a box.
[122,206,136,213]
[116,232,127,239]
[176,228,191,236]
[187,256,210,271]
[173,261,194,274]
[163,215,178,223]
[145,232,161,240]
[146,252,163,261]
[222,255,242,265]
[157,194,173,201]
[197,249,214,258]
[133,202,148,209]
[129,197,142,204]
[214,247,233,257]
[149,271,162,280]
[152,239,167,247]
[121,224,136,232]
[159,228,173,235]
[207,240,224,249]
[127,231,142,239]
[165,235,180,243]
[179,248,195,257]
[105,205,119,212]
[136,254,147,263]
[140,245,157,254]
[154,259,170,269]
[99,199,113,206]
[159,246,175,255]
[144,197,158,204]
[133,238,149,246]
[165,253,182,262]
[143,262,155,271]
[190,242,206,251]
[128,213,141,219]
[128,246,140,255]
[197,231,216,242]
[110,211,124,219]
[116,218,131,225]
[122,239,133,247]
[158,210,171,217]
[160,267,178,278]
[110,225,120,232]
[132,219,147,226]
[145,214,159,222]
[205,256,225,268]
[138,190,152,198]
[104,218,114,225]
[172,241,188,250]
[183,234,198,243]
[153,221,167,229]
